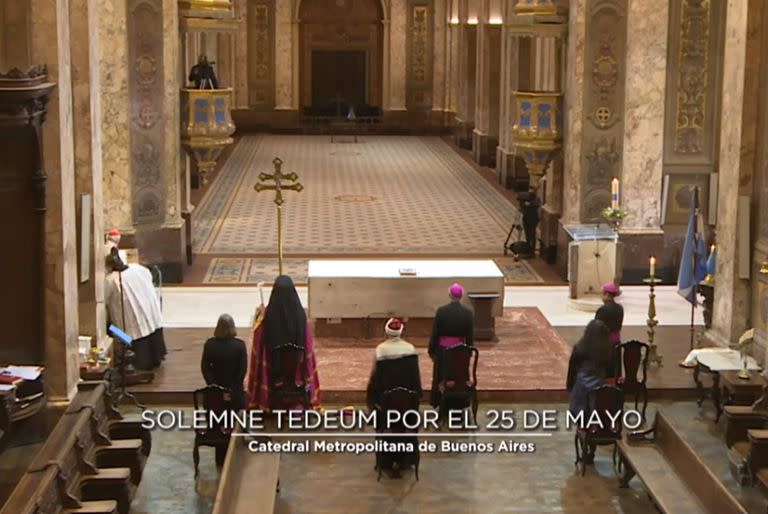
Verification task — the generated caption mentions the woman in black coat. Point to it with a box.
[201,313,248,411]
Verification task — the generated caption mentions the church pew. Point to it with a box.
[69,381,151,457]
[618,409,747,514]
[0,466,118,514]
[724,405,768,484]
[212,436,280,514]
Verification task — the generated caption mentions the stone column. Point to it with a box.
[70,0,108,350]
[274,0,293,110]
[497,0,517,188]
[616,0,668,281]
[388,0,408,113]
[233,0,248,108]
[30,0,81,401]
[561,0,585,226]
[431,0,448,119]
[472,4,501,167]
[709,0,762,347]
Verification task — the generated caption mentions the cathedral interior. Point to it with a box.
[2,0,768,512]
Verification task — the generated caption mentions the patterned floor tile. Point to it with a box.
[192,135,521,255]
[202,257,543,285]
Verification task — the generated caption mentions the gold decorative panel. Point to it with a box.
[247,0,274,110]
[579,0,627,222]
[406,1,433,111]
[663,0,725,171]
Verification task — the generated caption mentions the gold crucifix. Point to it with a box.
[254,157,303,275]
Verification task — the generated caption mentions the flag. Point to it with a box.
[677,187,708,304]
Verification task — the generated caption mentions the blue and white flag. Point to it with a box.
[677,187,708,305]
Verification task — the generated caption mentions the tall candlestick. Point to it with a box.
[649,256,656,278]
[611,178,620,209]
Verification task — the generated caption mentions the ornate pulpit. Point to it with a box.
[180,88,236,185]
[511,91,563,189]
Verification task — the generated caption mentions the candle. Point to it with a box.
[611,178,619,209]
[649,256,656,278]
[710,244,715,254]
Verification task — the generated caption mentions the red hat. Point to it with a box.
[108,228,121,237]
[385,317,404,337]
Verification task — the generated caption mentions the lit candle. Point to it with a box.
[710,244,715,254]
[611,178,620,209]
[649,256,656,278]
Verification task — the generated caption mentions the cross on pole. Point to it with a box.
[254,157,303,275]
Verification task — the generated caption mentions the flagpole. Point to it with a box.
[690,186,699,350]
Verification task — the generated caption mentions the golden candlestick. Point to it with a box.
[644,277,663,366]
[254,157,303,275]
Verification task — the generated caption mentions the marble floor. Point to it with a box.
[159,284,704,329]
[128,401,767,514]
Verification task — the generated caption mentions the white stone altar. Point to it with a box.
[307,260,504,320]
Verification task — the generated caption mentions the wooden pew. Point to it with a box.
[0,381,149,514]
[723,405,768,484]
[617,409,747,514]
[212,436,280,514]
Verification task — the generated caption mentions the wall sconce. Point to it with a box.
[449,17,460,25]
[467,17,479,25]
[760,258,768,275]
[488,17,503,25]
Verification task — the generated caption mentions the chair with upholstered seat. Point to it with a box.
[193,385,233,477]
[574,384,624,475]
[270,343,310,411]
[439,344,479,425]
[375,387,420,481]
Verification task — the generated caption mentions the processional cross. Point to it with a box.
[254,157,303,275]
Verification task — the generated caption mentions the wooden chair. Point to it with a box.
[270,344,310,411]
[616,340,649,421]
[439,344,479,425]
[375,387,420,481]
[574,384,624,476]
[193,385,234,477]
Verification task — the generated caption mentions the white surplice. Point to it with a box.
[105,264,162,340]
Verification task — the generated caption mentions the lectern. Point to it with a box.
[564,224,621,300]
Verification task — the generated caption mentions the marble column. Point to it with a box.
[233,0,248,108]
[30,0,81,401]
[561,0,585,226]
[70,0,107,350]
[496,0,518,188]
[388,0,408,113]
[274,0,293,110]
[431,0,448,118]
[472,13,501,167]
[708,0,762,347]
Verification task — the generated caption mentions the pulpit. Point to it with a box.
[564,224,621,306]
[180,88,236,186]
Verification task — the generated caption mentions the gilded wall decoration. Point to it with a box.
[663,0,724,171]
[247,0,274,109]
[128,0,165,224]
[580,0,627,221]
[406,1,433,110]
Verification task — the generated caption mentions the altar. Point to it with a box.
[308,260,504,338]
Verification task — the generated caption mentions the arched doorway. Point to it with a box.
[297,0,384,114]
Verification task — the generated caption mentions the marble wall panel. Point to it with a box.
[431,0,446,111]
[389,0,407,110]
[0,1,31,69]
[274,0,293,108]
[246,0,274,110]
[162,0,181,227]
[233,0,249,108]
[621,0,667,230]
[561,0,585,223]
[30,0,80,400]
[406,0,433,110]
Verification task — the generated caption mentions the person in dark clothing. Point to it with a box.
[201,314,248,411]
[595,282,623,345]
[566,319,610,392]
[595,282,623,377]
[429,283,474,409]
[366,318,421,478]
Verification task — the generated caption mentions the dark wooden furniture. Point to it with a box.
[615,340,649,421]
[618,410,747,514]
[724,404,768,484]
[211,435,280,514]
[0,375,46,448]
[722,371,766,416]
[193,385,233,477]
[467,293,499,341]
[0,68,55,365]
[574,384,623,475]
[439,344,479,425]
[270,344,310,410]
[694,360,724,421]
[0,381,150,514]
[375,387,420,481]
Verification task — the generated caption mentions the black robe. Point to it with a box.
[595,301,624,337]
[428,301,474,408]
[366,343,421,471]
[201,337,248,411]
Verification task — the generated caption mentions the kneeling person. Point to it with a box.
[366,318,421,478]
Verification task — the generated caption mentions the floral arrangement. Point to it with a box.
[601,206,629,230]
